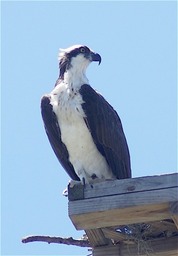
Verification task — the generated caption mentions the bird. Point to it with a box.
[41,45,131,186]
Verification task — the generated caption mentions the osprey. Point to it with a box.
[41,45,131,185]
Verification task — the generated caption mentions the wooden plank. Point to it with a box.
[93,244,120,256]
[68,183,84,201]
[171,216,178,229]
[170,201,178,229]
[101,227,135,244]
[69,187,177,230]
[93,236,178,256]
[70,187,178,216]
[85,229,109,247]
[70,203,170,230]
[69,173,178,200]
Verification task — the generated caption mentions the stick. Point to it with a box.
[22,235,90,248]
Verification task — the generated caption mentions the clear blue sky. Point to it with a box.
[1,1,177,256]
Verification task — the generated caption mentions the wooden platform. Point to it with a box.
[68,173,178,256]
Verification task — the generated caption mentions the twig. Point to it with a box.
[22,235,90,248]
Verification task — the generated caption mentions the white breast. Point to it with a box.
[50,82,114,183]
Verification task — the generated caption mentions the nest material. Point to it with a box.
[100,219,178,255]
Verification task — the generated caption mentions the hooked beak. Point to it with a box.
[90,52,102,65]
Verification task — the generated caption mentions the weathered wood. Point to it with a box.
[68,173,178,256]
[69,187,177,230]
[85,229,109,247]
[170,201,178,229]
[92,236,178,256]
[93,244,120,256]
[101,227,135,244]
[68,183,84,201]
[69,173,178,201]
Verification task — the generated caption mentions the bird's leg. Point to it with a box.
[69,179,82,188]
[81,177,86,186]
[77,168,90,186]
[63,169,94,196]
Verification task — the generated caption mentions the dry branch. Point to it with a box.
[22,235,90,247]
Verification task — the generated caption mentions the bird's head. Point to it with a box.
[58,45,101,79]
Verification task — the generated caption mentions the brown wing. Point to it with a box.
[41,95,80,181]
[80,84,131,179]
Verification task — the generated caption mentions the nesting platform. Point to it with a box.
[68,173,178,256]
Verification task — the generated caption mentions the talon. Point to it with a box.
[62,179,83,196]
[69,179,82,187]
[62,188,68,197]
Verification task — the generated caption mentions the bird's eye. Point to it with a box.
[80,47,86,53]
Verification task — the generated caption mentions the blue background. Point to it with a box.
[1,1,177,255]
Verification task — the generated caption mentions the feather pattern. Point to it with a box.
[80,84,131,179]
[41,96,80,181]
[41,45,131,184]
